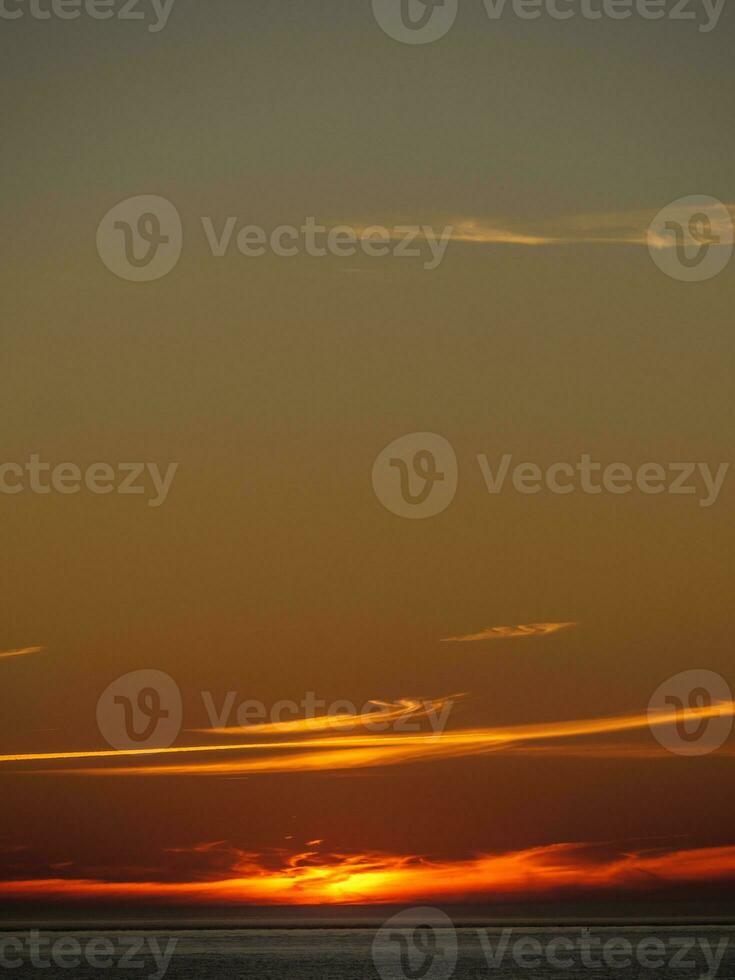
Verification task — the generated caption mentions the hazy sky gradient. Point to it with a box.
[1,0,734,913]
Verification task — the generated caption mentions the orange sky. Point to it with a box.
[2,693,734,909]
[3,2,735,920]
[3,841,735,907]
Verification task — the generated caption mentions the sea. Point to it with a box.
[1,923,734,980]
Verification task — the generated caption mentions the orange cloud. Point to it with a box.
[2,842,734,906]
[196,697,454,737]
[2,697,732,777]
[0,646,44,661]
[441,623,577,642]
[371,205,735,250]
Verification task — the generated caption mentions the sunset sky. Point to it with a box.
[2,0,734,921]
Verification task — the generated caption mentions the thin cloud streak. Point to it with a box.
[447,213,653,247]
[455,205,735,249]
[442,623,577,642]
[3,699,732,777]
[363,205,735,249]
[195,697,453,737]
[0,646,44,661]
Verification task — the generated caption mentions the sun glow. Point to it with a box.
[2,842,735,906]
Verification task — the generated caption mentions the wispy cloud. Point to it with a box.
[0,646,44,661]
[3,696,732,778]
[446,211,651,247]
[1,840,734,906]
[441,622,577,642]
[357,205,735,250]
[194,697,454,737]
